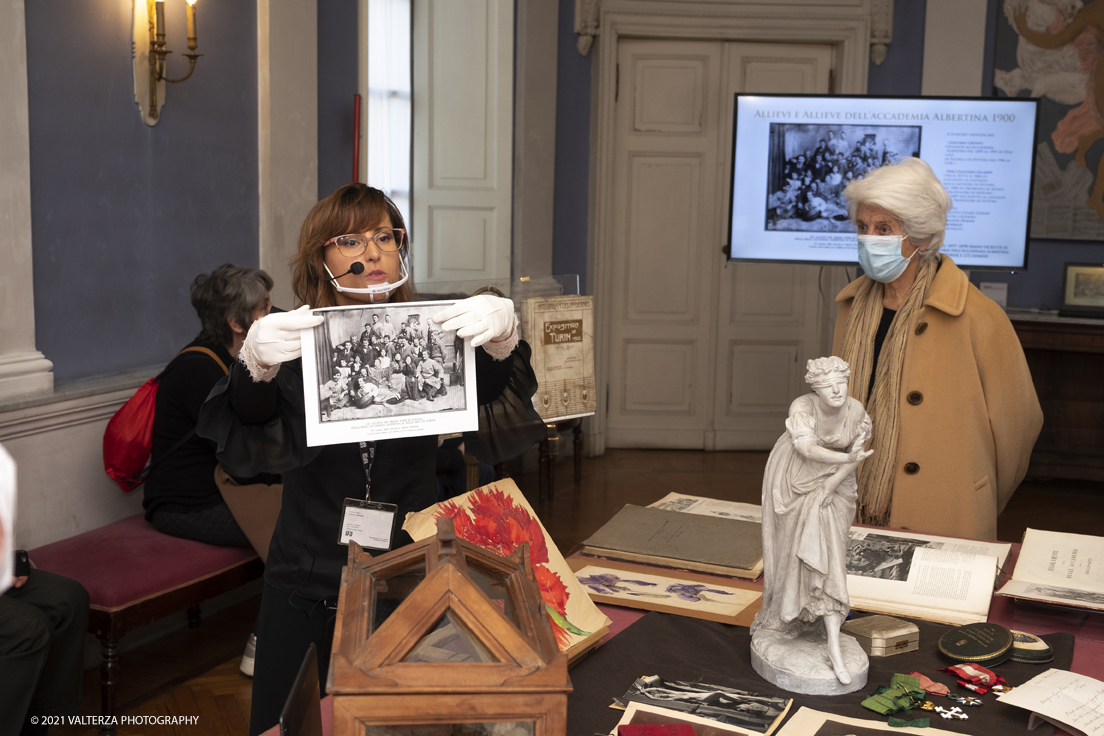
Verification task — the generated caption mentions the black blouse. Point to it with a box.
[198,342,542,601]
[143,338,276,518]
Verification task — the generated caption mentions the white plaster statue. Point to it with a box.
[750,356,872,695]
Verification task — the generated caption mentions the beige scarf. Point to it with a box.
[841,257,937,525]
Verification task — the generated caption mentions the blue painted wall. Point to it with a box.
[867,0,926,97]
[318,0,359,200]
[24,0,258,383]
[552,0,591,292]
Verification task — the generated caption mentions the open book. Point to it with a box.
[846,528,1011,625]
[648,493,762,523]
[996,528,1104,612]
[641,494,1013,625]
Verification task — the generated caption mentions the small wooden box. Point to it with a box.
[841,615,919,657]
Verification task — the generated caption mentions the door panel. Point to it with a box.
[712,42,835,450]
[727,342,802,413]
[606,39,839,450]
[606,41,722,448]
[633,59,708,133]
[623,341,696,413]
[626,155,702,321]
[412,0,512,284]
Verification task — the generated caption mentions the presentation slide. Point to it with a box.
[728,95,1039,269]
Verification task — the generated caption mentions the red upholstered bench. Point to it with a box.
[30,513,262,735]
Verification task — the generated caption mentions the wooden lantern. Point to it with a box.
[328,517,571,736]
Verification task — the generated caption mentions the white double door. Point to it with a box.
[605,38,847,450]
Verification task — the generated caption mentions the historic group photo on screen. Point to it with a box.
[765,123,922,233]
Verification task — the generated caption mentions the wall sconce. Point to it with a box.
[131,0,203,126]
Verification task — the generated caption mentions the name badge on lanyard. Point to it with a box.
[338,498,396,549]
[337,440,397,550]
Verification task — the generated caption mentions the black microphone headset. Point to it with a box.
[328,262,365,281]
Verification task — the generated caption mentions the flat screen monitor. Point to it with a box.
[727,94,1039,269]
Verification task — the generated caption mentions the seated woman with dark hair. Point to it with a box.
[143,263,279,547]
[143,264,280,678]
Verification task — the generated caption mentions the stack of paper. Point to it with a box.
[997,668,1104,736]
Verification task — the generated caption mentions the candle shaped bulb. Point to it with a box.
[154,0,166,41]
[185,0,197,50]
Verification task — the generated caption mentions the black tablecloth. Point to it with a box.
[567,612,1074,735]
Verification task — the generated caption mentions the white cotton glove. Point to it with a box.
[240,305,324,381]
[432,294,516,348]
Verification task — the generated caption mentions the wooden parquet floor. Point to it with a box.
[52,595,258,736]
[51,449,1104,736]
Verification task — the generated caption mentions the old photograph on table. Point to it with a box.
[847,527,1011,580]
[300,301,477,446]
[615,676,791,735]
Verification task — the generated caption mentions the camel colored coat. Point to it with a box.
[832,256,1043,540]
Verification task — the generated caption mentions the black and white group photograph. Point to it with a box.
[1025,584,1104,608]
[764,123,922,232]
[846,532,939,581]
[300,302,477,446]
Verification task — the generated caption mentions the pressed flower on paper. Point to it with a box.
[435,485,592,647]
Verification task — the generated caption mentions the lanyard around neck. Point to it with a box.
[358,440,377,500]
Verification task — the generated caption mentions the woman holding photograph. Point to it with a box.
[197,183,542,736]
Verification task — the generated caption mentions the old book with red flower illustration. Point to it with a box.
[402,479,612,660]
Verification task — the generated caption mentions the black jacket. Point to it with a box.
[199,342,539,601]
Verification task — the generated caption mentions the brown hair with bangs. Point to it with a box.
[290,183,418,308]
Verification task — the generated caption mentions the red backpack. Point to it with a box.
[103,347,229,492]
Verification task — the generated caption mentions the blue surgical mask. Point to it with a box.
[856,234,914,283]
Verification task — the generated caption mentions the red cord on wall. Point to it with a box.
[353,93,362,182]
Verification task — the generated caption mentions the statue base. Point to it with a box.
[751,625,869,695]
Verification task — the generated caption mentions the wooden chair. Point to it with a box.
[538,418,584,503]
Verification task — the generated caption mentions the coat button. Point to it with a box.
[907,391,923,405]
[904,462,920,474]
[915,322,928,335]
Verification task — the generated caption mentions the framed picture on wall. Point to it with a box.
[1060,263,1104,318]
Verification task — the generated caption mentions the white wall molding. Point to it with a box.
[870,0,893,64]
[0,371,154,549]
[922,0,988,96]
[0,0,53,402]
[257,0,319,310]
[581,0,872,456]
[0,384,139,443]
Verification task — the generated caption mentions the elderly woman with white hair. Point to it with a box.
[833,157,1042,540]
